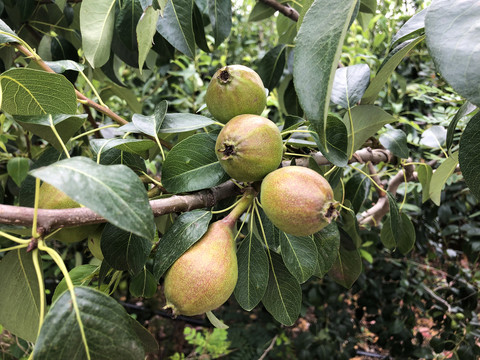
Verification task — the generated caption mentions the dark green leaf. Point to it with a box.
[90,142,147,173]
[446,102,477,151]
[361,36,425,104]
[129,317,159,353]
[262,252,301,326]
[115,0,143,52]
[208,0,231,48]
[312,115,349,167]
[379,127,409,158]
[294,0,357,152]
[280,232,318,283]
[342,105,396,154]
[15,114,87,151]
[52,264,99,303]
[387,192,400,241]
[33,287,144,360]
[460,112,480,200]
[278,75,302,117]
[132,100,168,137]
[162,132,229,193]
[359,0,376,14]
[331,64,370,109]
[430,151,458,206]
[313,222,341,277]
[328,242,362,288]
[0,68,77,115]
[234,226,269,311]
[380,214,395,249]
[339,204,362,248]
[391,7,426,47]
[257,44,286,91]
[192,3,210,52]
[426,1,480,107]
[30,157,155,240]
[0,249,44,343]
[7,157,29,187]
[417,164,433,204]
[152,210,212,279]
[102,224,152,275]
[129,268,158,298]
[345,172,371,214]
[397,213,416,255]
[80,0,116,67]
[156,0,195,58]
[248,1,275,22]
[256,207,281,251]
[17,0,36,21]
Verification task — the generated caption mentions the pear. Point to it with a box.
[163,188,256,316]
[38,182,98,243]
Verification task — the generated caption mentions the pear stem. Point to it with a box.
[222,187,256,226]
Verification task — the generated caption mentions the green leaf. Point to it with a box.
[33,287,144,360]
[248,1,275,22]
[132,100,168,137]
[387,192,400,239]
[257,44,287,91]
[293,0,357,151]
[152,210,212,279]
[416,164,433,204]
[90,142,147,173]
[359,0,376,14]
[331,64,370,109]
[129,112,215,133]
[0,249,44,343]
[157,0,195,58]
[30,157,155,240]
[361,36,425,104]
[162,132,229,193]
[80,0,116,67]
[100,83,142,114]
[115,0,143,53]
[391,8,426,47]
[0,19,18,44]
[379,127,409,159]
[44,60,85,74]
[234,228,269,311]
[460,113,480,200]
[15,114,87,151]
[430,151,459,206]
[381,212,416,255]
[262,252,301,326]
[257,207,281,250]
[446,102,477,151]
[129,268,158,298]
[277,14,296,44]
[345,172,371,214]
[328,241,362,289]
[0,68,77,115]
[101,224,152,275]
[313,222,341,277]
[342,105,396,154]
[208,0,231,48]
[137,6,161,71]
[7,157,30,187]
[425,1,480,107]
[192,3,210,53]
[311,115,349,167]
[280,232,318,283]
[420,125,446,148]
[90,138,156,159]
[52,264,99,303]
[129,317,159,353]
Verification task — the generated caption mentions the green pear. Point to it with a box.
[38,182,98,243]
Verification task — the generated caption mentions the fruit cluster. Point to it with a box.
[163,65,339,317]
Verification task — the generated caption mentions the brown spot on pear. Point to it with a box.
[163,218,238,316]
[260,166,339,236]
[205,65,267,123]
[38,182,98,243]
[215,114,283,182]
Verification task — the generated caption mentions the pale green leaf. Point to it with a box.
[7,157,30,187]
[137,6,161,72]
[429,151,459,206]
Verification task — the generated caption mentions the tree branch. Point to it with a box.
[283,148,392,167]
[0,181,241,233]
[258,0,299,22]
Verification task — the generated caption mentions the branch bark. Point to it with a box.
[0,181,241,233]
[283,148,392,167]
[258,0,299,22]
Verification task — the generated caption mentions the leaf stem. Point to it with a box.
[0,243,28,253]
[32,248,45,340]
[349,164,386,194]
[38,240,91,360]
[70,124,119,141]
[32,178,41,238]
[49,115,71,159]
[0,230,31,244]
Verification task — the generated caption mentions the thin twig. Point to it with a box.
[258,335,278,360]
[283,148,392,167]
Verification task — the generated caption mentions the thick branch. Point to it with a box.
[258,0,299,22]
[0,181,241,233]
[283,148,392,167]
[358,164,416,226]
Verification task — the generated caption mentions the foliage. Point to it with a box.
[0,0,479,359]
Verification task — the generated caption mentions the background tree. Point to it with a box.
[0,0,479,359]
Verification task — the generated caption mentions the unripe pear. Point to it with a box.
[163,219,238,316]
[260,166,338,236]
[38,182,98,243]
[163,188,256,317]
[205,65,266,123]
[215,114,283,182]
